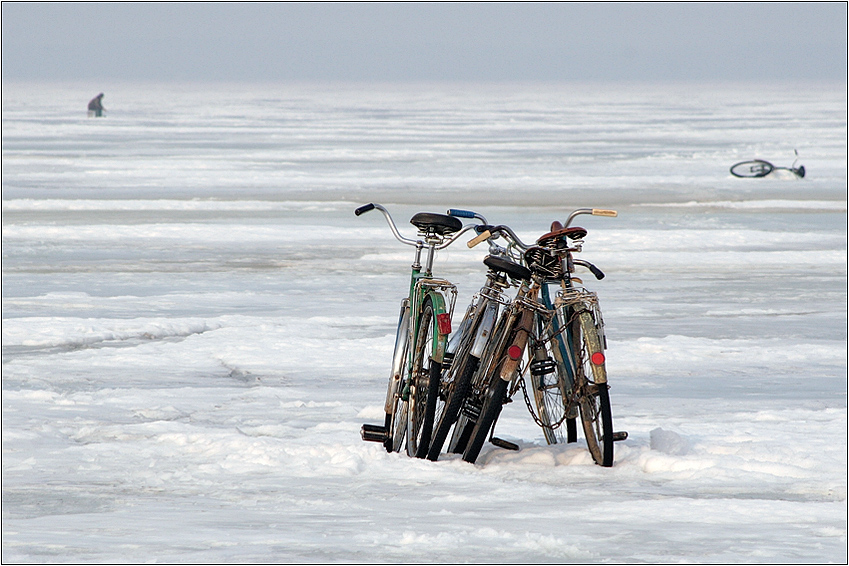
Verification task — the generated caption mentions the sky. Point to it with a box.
[1,2,847,83]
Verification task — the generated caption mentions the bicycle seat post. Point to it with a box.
[412,240,424,272]
[422,233,443,275]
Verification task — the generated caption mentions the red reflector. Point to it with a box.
[436,313,452,335]
[508,345,523,360]
[591,352,605,365]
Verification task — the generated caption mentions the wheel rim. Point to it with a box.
[390,395,407,452]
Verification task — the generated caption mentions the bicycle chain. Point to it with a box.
[518,376,571,431]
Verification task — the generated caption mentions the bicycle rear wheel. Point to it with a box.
[576,311,614,466]
[730,159,774,178]
[530,301,579,444]
[407,296,440,458]
[531,341,579,444]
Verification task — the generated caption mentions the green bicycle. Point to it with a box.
[357,203,477,458]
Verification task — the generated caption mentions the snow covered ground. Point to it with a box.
[2,82,846,562]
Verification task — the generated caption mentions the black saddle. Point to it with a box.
[483,255,532,281]
[410,212,463,235]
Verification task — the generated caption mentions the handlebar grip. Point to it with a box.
[355,203,376,216]
[592,208,618,217]
[467,230,491,248]
[447,208,477,218]
[588,264,605,280]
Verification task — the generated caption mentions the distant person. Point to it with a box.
[87,93,105,117]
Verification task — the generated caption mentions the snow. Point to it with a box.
[2,81,846,562]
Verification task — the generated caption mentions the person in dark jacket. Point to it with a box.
[87,93,105,117]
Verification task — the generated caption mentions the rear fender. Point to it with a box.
[385,300,410,414]
[426,291,449,364]
[499,309,534,382]
[470,301,498,358]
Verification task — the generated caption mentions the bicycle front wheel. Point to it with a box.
[576,311,614,466]
[407,296,440,458]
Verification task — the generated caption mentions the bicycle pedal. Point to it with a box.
[361,423,388,443]
[491,437,520,451]
[611,431,628,442]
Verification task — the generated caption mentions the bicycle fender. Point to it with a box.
[470,301,498,358]
[426,291,449,364]
[579,311,607,384]
[446,315,471,357]
[499,309,534,382]
[385,301,410,414]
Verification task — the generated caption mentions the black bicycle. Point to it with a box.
[730,151,805,178]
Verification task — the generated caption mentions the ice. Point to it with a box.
[2,81,846,562]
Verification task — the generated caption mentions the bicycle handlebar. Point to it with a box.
[573,259,605,280]
[448,208,489,224]
[356,203,481,250]
[354,203,375,216]
[355,203,421,246]
[467,225,532,251]
[565,208,618,227]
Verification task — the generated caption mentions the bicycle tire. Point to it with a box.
[390,393,408,453]
[462,376,508,464]
[427,352,478,461]
[447,307,512,455]
[730,159,774,178]
[407,296,440,458]
[576,311,614,466]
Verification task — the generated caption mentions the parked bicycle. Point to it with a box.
[357,204,478,458]
[426,210,532,462]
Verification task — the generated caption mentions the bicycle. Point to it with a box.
[730,151,805,178]
[445,209,626,466]
[425,209,532,462]
[528,209,627,466]
[357,203,478,458]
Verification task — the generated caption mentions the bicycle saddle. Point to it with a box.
[483,255,532,281]
[537,220,587,248]
[410,212,463,235]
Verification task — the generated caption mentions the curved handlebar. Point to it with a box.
[468,224,532,251]
[565,208,618,227]
[354,203,420,246]
[354,203,376,216]
[448,208,489,224]
[355,203,480,250]
[573,259,605,280]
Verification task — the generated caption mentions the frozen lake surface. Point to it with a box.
[2,82,847,562]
